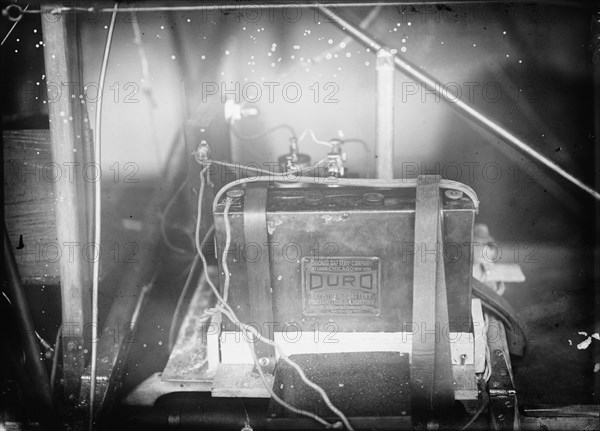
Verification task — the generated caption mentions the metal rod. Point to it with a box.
[317,4,600,200]
[3,225,59,431]
[592,7,600,404]
[16,1,593,15]
[375,48,395,179]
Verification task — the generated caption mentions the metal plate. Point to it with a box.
[301,256,381,316]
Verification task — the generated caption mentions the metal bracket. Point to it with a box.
[487,315,520,430]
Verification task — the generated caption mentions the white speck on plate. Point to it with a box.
[577,337,592,350]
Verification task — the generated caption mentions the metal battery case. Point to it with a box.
[214,185,476,334]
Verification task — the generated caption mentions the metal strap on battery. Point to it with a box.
[410,175,455,422]
[433,215,455,412]
[243,185,276,373]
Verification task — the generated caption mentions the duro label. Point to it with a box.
[301,257,381,316]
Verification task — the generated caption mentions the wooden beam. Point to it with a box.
[41,3,91,404]
[3,130,60,285]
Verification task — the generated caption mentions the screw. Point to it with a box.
[500,370,507,376]
[505,400,513,408]
[258,357,270,367]
[226,189,245,199]
[363,192,384,205]
[497,414,505,421]
[444,189,463,200]
[491,381,500,388]
[495,349,504,357]
[195,142,211,162]
[67,341,77,352]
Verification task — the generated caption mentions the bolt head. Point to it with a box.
[226,189,245,199]
[363,192,384,205]
[444,189,463,200]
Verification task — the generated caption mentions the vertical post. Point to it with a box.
[592,8,600,405]
[41,3,90,404]
[376,48,395,179]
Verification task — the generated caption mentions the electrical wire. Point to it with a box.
[50,326,62,392]
[480,312,493,383]
[167,225,215,352]
[230,123,297,141]
[168,257,198,351]
[460,391,489,430]
[464,313,492,429]
[160,178,193,254]
[90,3,118,430]
[194,164,353,430]
[223,306,338,428]
[216,198,352,430]
[220,199,333,426]
[221,200,233,303]
[35,331,54,352]
[298,129,334,149]
[1,291,54,355]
